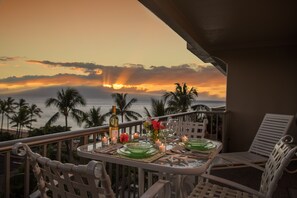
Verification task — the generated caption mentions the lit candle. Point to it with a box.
[181,135,188,143]
[133,132,139,139]
[159,143,166,152]
[111,137,117,144]
[155,139,161,147]
[102,136,108,144]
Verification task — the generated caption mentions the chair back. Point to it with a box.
[249,113,294,157]
[259,135,297,197]
[12,142,115,198]
[175,119,208,138]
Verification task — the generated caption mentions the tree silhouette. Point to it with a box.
[144,98,166,117]
[111,93,142,122]
[10,106,34,138]
[163,83,198,113]
[83,107,107,128]
[4,97,17,131]
[27,104,43,131]
[45,88,86,131]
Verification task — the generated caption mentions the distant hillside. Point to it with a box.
[0,86,161,102]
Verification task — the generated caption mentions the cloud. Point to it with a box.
[26,60,224,84]
[27,60,105,75]
[0,56,21,62]
[2,60,226,99]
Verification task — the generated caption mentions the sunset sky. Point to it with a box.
[0,0,226,100]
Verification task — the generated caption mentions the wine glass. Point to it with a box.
[160,121,170,145]
[143,129,151,143]
[166,118,178,144]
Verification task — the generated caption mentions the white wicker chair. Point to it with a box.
[211,113,294,170]
[175,119,208,138]
[12,143,171,198]
[188,135,297,198]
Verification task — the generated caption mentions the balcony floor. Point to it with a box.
[211,159,297,198]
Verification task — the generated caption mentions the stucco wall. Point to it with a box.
[214,46,297,151]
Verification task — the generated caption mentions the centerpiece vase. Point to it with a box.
[151,129,159,143]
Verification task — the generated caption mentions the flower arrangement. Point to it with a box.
[120,132,129,143]
[143,117,165,142]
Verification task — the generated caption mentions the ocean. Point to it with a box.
[2,97,225,131]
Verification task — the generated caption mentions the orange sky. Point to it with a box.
[0,0,226,100]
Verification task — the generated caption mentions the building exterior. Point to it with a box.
[139,0,297,151]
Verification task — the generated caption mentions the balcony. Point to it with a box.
[1,110,296,197]
[0,110,226,197]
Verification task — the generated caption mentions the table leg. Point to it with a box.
[175,175,182,198]
[138,167,144,196]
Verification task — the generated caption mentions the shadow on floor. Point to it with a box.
[211,159,297,198]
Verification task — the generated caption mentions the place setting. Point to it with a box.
[117,142,158,159]
[115,141,167,163]
[183,137,217,153]
[167,136,217,159]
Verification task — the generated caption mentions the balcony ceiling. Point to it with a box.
[139,0,297,74]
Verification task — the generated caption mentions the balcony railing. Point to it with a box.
[0,110,227,198]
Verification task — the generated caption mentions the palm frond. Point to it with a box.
[45,112,60,127]
[144,107,151,117]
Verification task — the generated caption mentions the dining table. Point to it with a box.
[77,138,223,197]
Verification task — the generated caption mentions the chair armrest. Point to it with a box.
[285,156,297,173]
[200,173,265,198]
[215,155,265,171]
[140,179,171,198]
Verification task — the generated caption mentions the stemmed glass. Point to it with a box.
[143,129,151,143]
[166,118,178,145]
[160,118,178,148]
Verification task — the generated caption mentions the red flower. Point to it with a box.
[152,120,165,130]
[120,132,129,143]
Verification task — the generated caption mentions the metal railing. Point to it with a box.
[0,110,227,198]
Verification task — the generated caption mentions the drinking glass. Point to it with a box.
[166,118,178,140]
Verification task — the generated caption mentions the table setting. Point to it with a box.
[94,132,217,166]
[91,118,218,166]
[77,123,223,197]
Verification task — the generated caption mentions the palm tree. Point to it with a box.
[45,88,86,131]
[83,107,107,128]
[27,104,43,131]
[111,93,142,122]
[5,97,17,131]
[163,83,198,113]
[10,107,34,138]
[16,98,28,110]
[144,98,166,117]
[0,99,6,133]
[10,98,29,136]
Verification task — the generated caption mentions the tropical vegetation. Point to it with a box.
[45,88,86,131]
[111,93,142,122]
[82,106,107,128]
[144,98,166,117]
[0,82,204,142]
[0,97,42,139]
[163,82,198,113]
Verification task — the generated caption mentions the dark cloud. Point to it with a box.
[0,73,91,83]
[25,60,225,86]
[27,60,105,75]
[0,56,20,61]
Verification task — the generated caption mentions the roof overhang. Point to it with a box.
[139,0,297,75]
